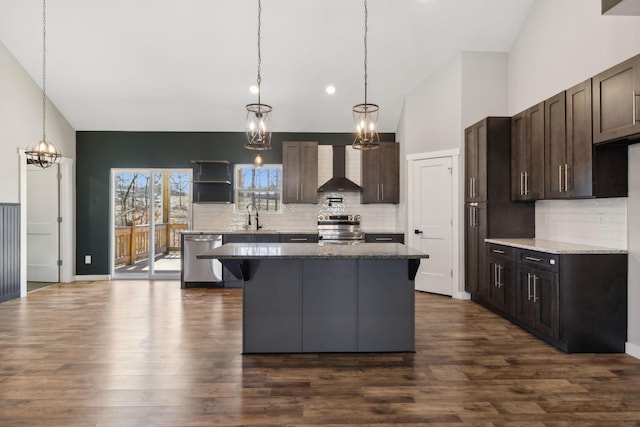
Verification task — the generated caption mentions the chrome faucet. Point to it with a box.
[246,203,261,231]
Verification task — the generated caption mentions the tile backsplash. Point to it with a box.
[535,198,628,249]
[192,192,401,232]
[192,145,401,232]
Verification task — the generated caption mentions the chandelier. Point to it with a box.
[352,0,380,150]
[245,0,272,151]
[26,0,61,168]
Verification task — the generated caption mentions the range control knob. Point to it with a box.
[317,214,326,221]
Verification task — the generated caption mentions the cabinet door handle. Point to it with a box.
[473,206,478,227]
[527,273,532,301]
[558,164,563,192]
[498,265,503,288]
[533,275,538,303]
[525,256,542,262]
[469,206,477,227]
[634,90,637,125]
[301,184,304,200]
[524,171,529,196]
[520,172,524,196]
[381,183,384,201]
[564,164,569,192]
[296,184,300,200]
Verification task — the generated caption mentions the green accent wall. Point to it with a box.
[75,131,396,275]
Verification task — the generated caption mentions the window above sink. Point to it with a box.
[234,164,283,214]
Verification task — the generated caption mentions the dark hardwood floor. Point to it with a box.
[1,280,640,426]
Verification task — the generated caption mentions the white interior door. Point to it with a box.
[27,164,59,282]
[411,157,453,295]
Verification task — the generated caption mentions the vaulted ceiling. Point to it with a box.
[0,0,534,133]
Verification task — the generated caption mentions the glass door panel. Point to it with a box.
[112,169,191,279]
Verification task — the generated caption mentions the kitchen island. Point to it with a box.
[197,243,429,354]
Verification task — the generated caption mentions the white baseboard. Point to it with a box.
[73,275,111,282]
[626,342,640,359]
[453,291,471,300]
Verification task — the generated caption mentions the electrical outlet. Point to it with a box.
[85,255,92,264]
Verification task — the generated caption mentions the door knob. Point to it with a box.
[414,229,423,234]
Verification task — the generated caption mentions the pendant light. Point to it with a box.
[352,0,380,150]
[245,0,272,151]
[26,0,61,169]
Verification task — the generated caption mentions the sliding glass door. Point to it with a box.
[111,169,191,279]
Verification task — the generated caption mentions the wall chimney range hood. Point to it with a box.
[318,145,362,192]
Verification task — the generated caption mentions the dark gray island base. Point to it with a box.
[197,243,429,354]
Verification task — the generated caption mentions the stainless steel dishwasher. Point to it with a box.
[182,234,222,287]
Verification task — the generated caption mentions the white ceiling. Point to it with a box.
[0,0,534,133]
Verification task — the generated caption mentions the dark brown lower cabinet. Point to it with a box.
[464,203,486,297]
[482,244,627,353]
[486,244,516,317]
[515,264,559,340]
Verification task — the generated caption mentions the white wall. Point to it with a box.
[461,52,509,128]
[0,40,75,203]
[507,0,640,355]
[402,54,463,156]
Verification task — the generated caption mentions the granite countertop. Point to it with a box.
[485,238,627,254]
[196,242,429,260]
[182,229,316,235]
[182,230,405,235]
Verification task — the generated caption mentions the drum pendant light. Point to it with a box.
[245,0,272,151]
[352,0,380,150]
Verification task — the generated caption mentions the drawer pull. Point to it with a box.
[525,256,542,262]
[492,249,505,254]
[375,237,393,241]
[289,238,308,241]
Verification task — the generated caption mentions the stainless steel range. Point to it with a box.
[317,214,364,244]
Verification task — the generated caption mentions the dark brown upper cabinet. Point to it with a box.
[593,53,640,144]
[361,142,399,204]
[282,141,318,204]
[511,102,544,201]
[465,120,487,202]
[544,80,627,199]
[545,81,594,198]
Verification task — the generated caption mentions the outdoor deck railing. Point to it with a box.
[115,223,188,266]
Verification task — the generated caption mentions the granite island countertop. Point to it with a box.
[196,242,429,260]
[485,238,627,254]
[181,229,316,235]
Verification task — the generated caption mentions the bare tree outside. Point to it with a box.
[114,171,191,226]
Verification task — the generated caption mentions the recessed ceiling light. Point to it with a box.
[326,85,336,95]
[249,85,259,94]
